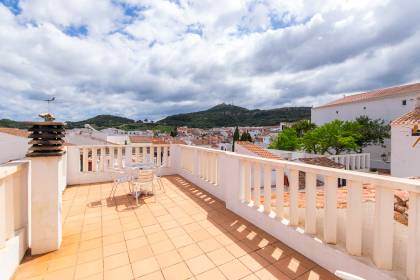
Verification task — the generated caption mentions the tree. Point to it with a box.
[170,127,178,137]
[240,130,252,142]
[291,119,316,137]
[301,120,362,155]
[355,116,390,152]
[232,126,240,151]
[269,128,301,151]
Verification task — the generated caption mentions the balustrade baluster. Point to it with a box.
[289,169,299,226]
[243,161,251,203]
[263,164,272,213]
[373,186,394,269]
[324,176,337,243]
[82,148,88,172]
[253,163,261,208]
[346,180,362,255]
[91,148,97,172]
[305,172,317,234]
[275,167,284,219]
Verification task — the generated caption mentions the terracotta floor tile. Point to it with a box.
[195,267,227,280]
[75,259,103,279]
[147,231,168,244]
[218,259,252,280]
[135,270,165,280]
[126,236,149,250]
[155,250,182,268]
[131,257,160,278]
[128,245,154,263]
[171,234,195,248]
[79,238,102,252]
[162,262,192,280]
[240,274,260,280]
[255,265,291,280]
[238,252,270,272]
[104,252,130,271]
[256,244,289,264]
[206,247,235,266]
[225,242,252,258]
[44,267,75,280]
[188,229,212,242]
[78,272,103,280]
[296,267,340,280]
[177,243,204,260]
[150,239,175,254]
[77,248,103,264]
[103,232,125,246]
[103,241,127,257]
[46,255,77,271]
[104,264,133,280]
[197,238,222,253]
[273,256,310,279]
[124,228,145,240]
[185,254,215,275]
[165,227,187,238]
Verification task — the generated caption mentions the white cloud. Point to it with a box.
[0,0,419,122]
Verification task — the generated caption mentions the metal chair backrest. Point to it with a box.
[137,169,154,183]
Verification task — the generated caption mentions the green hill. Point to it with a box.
[65,115,138,129]
[157,103,311,128]
[0,119,30,129]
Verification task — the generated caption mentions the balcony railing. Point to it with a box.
[170,145,420,280]
[328,153,370,171]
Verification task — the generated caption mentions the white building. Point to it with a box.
[390,97,420,178]
[0,128,29,164]
[312,82,420,170]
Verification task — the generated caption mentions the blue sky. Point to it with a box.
[0,0,419,121]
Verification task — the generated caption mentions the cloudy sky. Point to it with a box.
[1,0,420,121]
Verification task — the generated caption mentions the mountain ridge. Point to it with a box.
[0,104,311,130]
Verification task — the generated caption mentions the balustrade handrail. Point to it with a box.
[178,144,420,192]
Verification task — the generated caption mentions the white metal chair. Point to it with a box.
[154,161,166,192]
[132,169,156,203]
[108,168,133,203]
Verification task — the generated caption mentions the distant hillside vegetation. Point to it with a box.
[0,119,30,129]
[157,104,311,128]
[65,115,138,129]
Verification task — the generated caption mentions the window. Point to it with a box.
[363,106,366,110]
[402,100,407,105]
[336,110,339,114]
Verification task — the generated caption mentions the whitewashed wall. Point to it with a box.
[0,133,29,164]
[0,160,30,280]
[391,126,420,177]
[311,92,418,125]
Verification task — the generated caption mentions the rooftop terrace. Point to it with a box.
[13,176,336,280]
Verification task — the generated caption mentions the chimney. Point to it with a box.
[26,122,65,157]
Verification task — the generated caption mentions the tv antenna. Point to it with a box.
[43,97,56,112]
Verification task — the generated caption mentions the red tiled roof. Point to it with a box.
[298,157,345,169]
[0,128,30,138]
[236,141,282,160]
[129,136,153,143]
[315,82,420,109]
[391,108,420,126]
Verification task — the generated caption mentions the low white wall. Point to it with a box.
[391,126,420,177]
[0,161,30,280]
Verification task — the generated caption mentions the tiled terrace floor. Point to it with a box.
[13,175,338,280]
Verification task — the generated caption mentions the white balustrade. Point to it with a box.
[64,144,420,279]
[329,153,370,171]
